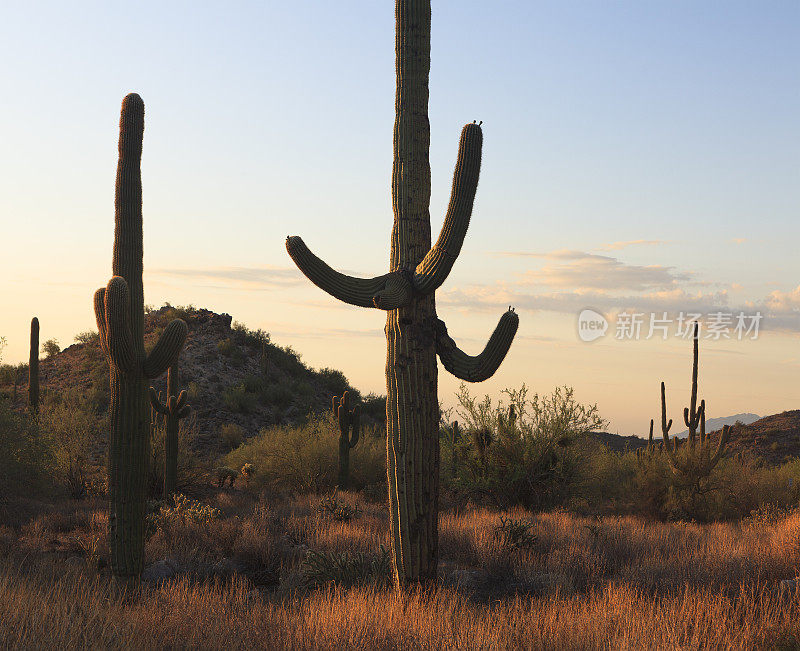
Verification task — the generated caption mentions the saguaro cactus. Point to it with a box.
[29,317,39,413]
[287,0,518,585]
[149,364,191,497]
[332,391,360,489]
[94,94,187,582]
[660,325,731,501]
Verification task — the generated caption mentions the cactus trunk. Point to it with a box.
[29,317,39,413]
[385,0,439,585]
[286,0,519,589]
[95,94,187,583]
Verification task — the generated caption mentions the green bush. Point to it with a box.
[41,339,60,358]
[38,394,99,499]
[222,383,257,413]
[224,413,384,492]
[301,547,391,589]
[0,396,55,496]
[220,423,245,450]
[446,384,606,511]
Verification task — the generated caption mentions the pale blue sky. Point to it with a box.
[1,2,798,433]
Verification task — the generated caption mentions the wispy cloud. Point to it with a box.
[518,252,690,292]
[149,266,302,289]
[599,239,669,251]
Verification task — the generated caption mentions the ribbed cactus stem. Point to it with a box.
[285,0,518,586]
[94,94,187,583]
[149,364,190,497]
[333,391,360,489]
[28,317,39,413]
[683,322,701,450]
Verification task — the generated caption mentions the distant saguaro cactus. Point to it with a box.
[149,364,191,497]
[660,324,731,501]
[286,0,519,586]
[332,391,360,489]
[636,419,655,465]
[28,317,39,413]
[94,94,187,583]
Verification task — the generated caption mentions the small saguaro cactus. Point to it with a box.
[149,364,191,497]
[448,421,462,479]
[29,317,39,413]
[636,419,655,465]
[660,324,731,498]
[332,391,360,489]
[94,94,188,583]
[286,0,519,586]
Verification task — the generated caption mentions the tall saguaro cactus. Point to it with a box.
[286,1,519,585]
[149,364,191,496]
[94,94,187,582]
[332,391,360,489]
[660,325,731,502]
[29,317,39,413]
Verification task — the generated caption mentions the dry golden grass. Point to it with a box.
[3,491,800,649]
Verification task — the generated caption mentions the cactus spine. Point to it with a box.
[286,0,518,585]
[149,364,191,497]
[332,391,360,489]
[28,317,39,413]
[94,94,187,582]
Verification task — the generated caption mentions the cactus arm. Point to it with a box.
[434,308,519,382]
[177,405,191,419]
[708,424,731,468]
[286,236,412,309]
[93,288,111,358]
[148,386,169,415]
[412,123,482,295]
[103,276,137,373]
[660,381,675,452]
[142,319,188,379]
[176,389,188,410]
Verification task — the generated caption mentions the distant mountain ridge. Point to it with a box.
[674,413,761,439]
[590,411,800,466]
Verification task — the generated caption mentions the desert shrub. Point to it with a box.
[448,384,606,511]
[217,338,235,357]
[220,423,244,450]
[147,493,221,536]
[74,331,99,345]
[186,381,201,400]
[318,368,350,397]
[41,339,60,358]
[222,383,257,413]
[38,394,99,499]
[317,489,360,522]
[623,447,790,522]
[301,546,391,589]
[0,396,54,496]
[232,321,270,349]
[224,413,384,493]
[493,515,537,552]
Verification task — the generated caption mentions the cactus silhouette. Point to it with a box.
[286,0,518,585]
[28,317,39,413]
[636,419,655,465]
[93,94,187,582]
[660,324,731,503]
[332,391,360,489]
[149,364,191,497]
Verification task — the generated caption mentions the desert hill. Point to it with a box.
[0,305,383,455]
